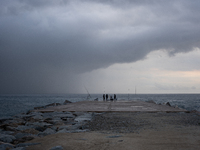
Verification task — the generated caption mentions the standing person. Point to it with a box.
[106,94,108,101]
[114,94,116,100]
[103,94,105,101]
[110,96,113,101]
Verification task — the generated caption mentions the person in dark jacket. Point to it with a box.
[114,94,117,100]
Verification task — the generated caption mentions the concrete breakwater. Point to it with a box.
[0,100,198,150]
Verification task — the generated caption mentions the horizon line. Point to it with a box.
[0,93,200,95]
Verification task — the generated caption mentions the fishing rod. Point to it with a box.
[84,86,91,100]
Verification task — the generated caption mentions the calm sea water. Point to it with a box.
[0,94,200,117]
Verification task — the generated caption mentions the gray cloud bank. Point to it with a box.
[1,0,200,94]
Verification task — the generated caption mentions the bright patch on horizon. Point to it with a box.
[81,49,200,94]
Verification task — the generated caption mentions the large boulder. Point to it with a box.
[25,122,53,132]
[38,128,56,137]
[22,128,40,135]
[44,119,64,126]
[72,112,85,117]
[0,143,14,150]
[0,117,13,123]
[14,133,33,139]
[16,137,35,144]
[56,129,69,134]
[63,100,72,105]
[45,103,61,108]
[14,114,34,120]
[13,135,35,144]
[67,124,82,131]
[0,131,15,135]
[74,113,92,123]
[58,125,70,131]
[53,113,74,119]
[0,144,14,150]
[31,114,43,120]
[0,134,16,143]
[53,113,75,122]
[165,102,171,106]
[4,126,17,132]
[3,119,25,127]
[25,122,53,128]
[16,125,32,131]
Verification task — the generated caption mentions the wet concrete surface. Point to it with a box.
[35,100,187,113]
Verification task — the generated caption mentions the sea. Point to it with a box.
[0,94,200,118]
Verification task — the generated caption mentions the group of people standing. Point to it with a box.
[103,94,117,101]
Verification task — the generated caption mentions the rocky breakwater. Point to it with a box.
[0,100,93,150]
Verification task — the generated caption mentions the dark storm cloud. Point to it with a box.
[1,0,200,94]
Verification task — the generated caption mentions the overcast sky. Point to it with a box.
[1,0,200,94]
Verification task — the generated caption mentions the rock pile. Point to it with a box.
[146,100,184,110]
[0,100,92,150]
